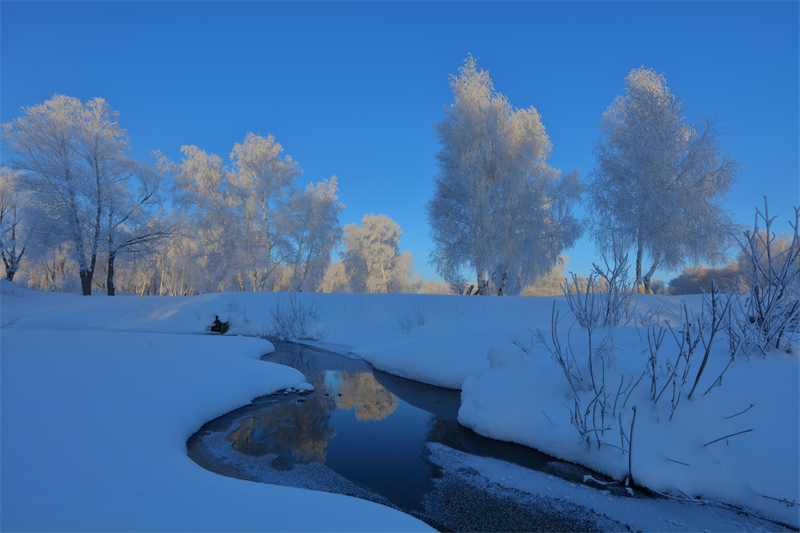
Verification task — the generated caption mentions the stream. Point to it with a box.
[187,342,794,533]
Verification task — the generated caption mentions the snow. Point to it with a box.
[426,443,793,533]
[0,283,432,532]
[459,343,800,527]
[1,281,798,530]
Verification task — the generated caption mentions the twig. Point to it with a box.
[704,429,753,447]
[583,475,617,486]
[612,374,625,418]
[541,410,554,425]
[604,443,628,454]
[669,390,681,421]
[760,494,799,508]
[724,404,755,420]
[622,371,646,410]
[649,488,707,504]
[628,405,637,485]
[666,458,690,467]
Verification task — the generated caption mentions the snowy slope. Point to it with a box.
[0,283,433,532]
[1,281,797,529]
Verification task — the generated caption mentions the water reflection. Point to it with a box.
[190,343,646,530]
[247,343,440,508]
[225,394,337,463]
[337,371,398,421]
[222,346,403,469]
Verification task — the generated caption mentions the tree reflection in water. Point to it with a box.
[224,351,336,463]
[223,343,399,464]
[225,393,337,463]
[336,371,398,421]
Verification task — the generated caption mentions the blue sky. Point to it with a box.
[2,1,798,284]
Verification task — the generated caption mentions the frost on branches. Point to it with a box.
[342,214,417,294]
[729,198,800,356]
[588,67,741,294]
[426,56,583,296]
[1,95,170,295]
[172,134,344,293]
[0,167,31,282]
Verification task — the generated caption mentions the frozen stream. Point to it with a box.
[187,343,794,532]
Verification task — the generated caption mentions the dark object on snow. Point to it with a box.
[210,315,229,334]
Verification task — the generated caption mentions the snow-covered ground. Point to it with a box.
[1,281,798,530]
[0,283,432,532]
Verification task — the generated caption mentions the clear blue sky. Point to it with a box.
[2,1,798,284]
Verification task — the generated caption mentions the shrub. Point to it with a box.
[728,198,800,356]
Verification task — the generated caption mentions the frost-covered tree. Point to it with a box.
[287,177,344,291]
[520,256,569,297]
[173,133,341,293]
[319,259,349,293]
[228,132,302,290]
[102,152,173,295]
[342,214,417,293]
[173,145,243,290]
[427,56,583,296]
[2,95,137,295]
[0,168,32,281]
[668,261,746,295]
[588,67,741,294]
[417,279,454,295]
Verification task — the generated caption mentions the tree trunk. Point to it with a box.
[497,265,508,296]
[476,269,486,295]
[158,257,166,296]
[379,261,390,293]
[107,252,116,296]
[635,237,644,293]
[643,249,662,295]
[3,247,24,281]
[79,268,93,296]
[4,256,19,281]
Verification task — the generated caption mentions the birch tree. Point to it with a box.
[588,67,741,293]
[427,56,583,295]
[172,145,243,290]
[174,133,339,293]
[102,152,174,295]
[2,95,132,295]
[287,177,344,291]
[229,132,302,290]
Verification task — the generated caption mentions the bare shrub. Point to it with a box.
[729,198,800,355]
[262,293,325,341]
[397,302,427,334]
[563,253,636,329]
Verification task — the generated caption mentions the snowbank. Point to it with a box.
[2,281,797,528]
[0,283,432,532]
[459,334,800,527]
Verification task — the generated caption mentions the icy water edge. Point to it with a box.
[186,343,795,533]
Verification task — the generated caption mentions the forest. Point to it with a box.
[0,59,793,298]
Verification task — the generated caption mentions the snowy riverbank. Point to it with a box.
[1,281,797,530]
